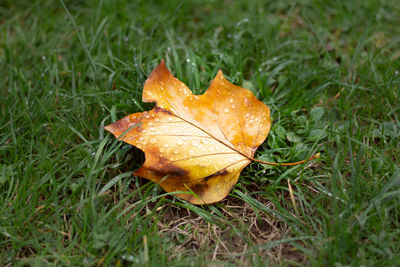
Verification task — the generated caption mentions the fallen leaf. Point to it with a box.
[105,60,318,204]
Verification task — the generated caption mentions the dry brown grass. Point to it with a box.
[152,194,305,266]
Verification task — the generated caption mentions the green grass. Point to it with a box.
[1,0,400,265]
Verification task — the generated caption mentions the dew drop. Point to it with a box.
[244,97,250,107]
[229,98,234,103]
[200,139,208,145]
[173,148,179,154]
[139,137,144,141]
[224,108,229,113]
[231,104,235,109]
[177,139,183,145]
[191,141,198,147]
[150,137,157,144]
[164,144,169,148]
[189,149,195,156]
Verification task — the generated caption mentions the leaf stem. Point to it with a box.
[253,152,320,166]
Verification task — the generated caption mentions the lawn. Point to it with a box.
[1,0,399,265]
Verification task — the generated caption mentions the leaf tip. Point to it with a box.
[216,69,224,79]
[159,58,165,67]
[104,124,113,133]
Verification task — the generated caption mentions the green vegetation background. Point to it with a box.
[1,0,399,266]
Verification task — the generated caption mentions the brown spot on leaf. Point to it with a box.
[187,182,209,200]
[155,106,174,116]
[203,168,229,182]
[152,162,188,178]
[137,146,188,178]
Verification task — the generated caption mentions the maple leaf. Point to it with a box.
[105,60,319,204]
